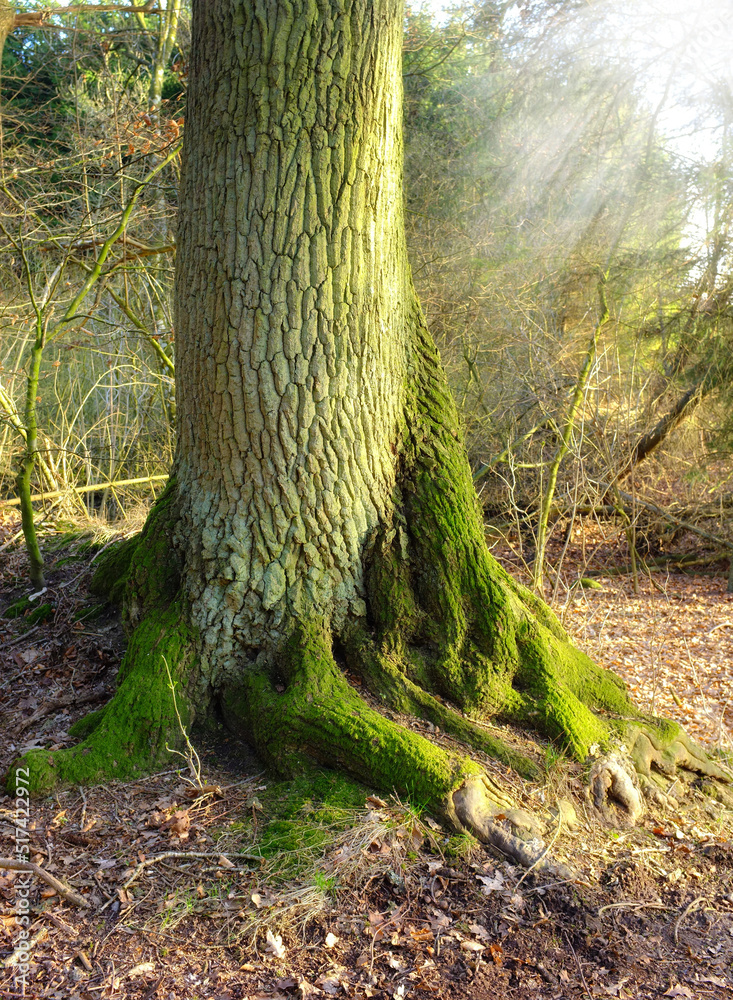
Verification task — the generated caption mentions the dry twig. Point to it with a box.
[673,895,708,944]
[105,849,263,906]
[598,900,670,916]
[0,857,88,908]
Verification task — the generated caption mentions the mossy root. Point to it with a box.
[8,603,197,794]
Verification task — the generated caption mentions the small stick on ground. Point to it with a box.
[3,927,49,968]
[0,858,88,908]
[674,895,707,944]
[564,930,593,1000]
[98,849,264,911]
[598,900,671,916]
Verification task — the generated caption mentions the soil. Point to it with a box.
[0,513,732,1000]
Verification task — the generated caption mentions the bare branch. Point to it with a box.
[14,4,161,30]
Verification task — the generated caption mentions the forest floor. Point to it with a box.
[0,510,732,1000]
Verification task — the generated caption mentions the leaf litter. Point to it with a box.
[564,572,733,750]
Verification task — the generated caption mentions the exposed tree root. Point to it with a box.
[451,774,567,873]
[589,754,644,826]
[219,622,485,816]
[9,602,197,794]
[628,726,729,788]
[588,727,733,825]
[341,624,540,779]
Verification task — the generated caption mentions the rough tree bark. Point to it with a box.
[17,0,730,854]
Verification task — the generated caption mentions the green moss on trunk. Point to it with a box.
[351,306,645,765]
[89,536,140,606]
[220,621,483,815]
[341,623,539,779]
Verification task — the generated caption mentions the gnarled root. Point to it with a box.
[341,624,540,780]
[452,774,566,873]
[589,754,644,826]
[631,724,733,807]
[221,623,578,872]
[589,726,733,822]
[7,603,197,794]
[629,726,729,802]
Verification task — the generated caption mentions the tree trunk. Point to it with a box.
[0,2,12,55]
[148,0,182,113]
[0,1,15,172]
[18,0,729,843]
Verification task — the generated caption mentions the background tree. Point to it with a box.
[0,1,187,571]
